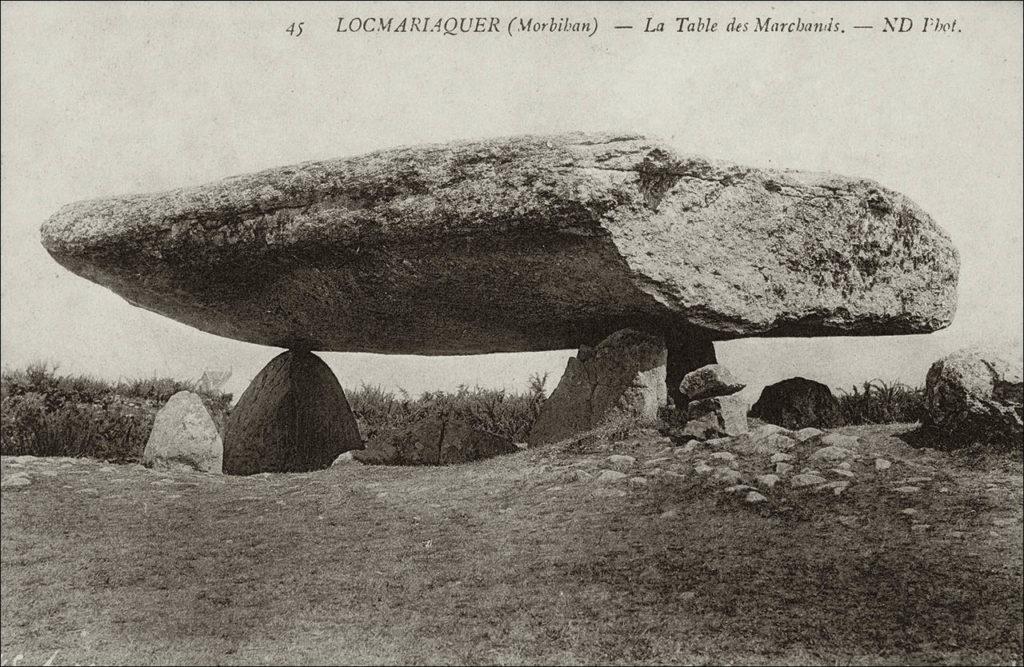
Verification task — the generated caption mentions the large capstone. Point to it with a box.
[40,133,959,357]
[527,329,666,446]
[223,350,362,475]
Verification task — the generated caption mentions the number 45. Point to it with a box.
[286,22,304,37]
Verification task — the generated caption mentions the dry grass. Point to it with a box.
[1,424,1021,665]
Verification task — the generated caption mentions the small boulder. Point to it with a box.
[923,347,1023,448]
[734,431,796,455]
[143,391,223,473]
[683,395,749,439]
[331,451,358,466]
[810,445,853,462]
[745,491,768,504]
[820,433,860,449]
[756,474,780,489]
[794,427,825,442]
[791,473,827,488]
[528,329,666,446]
[713,467,744,485]
[607,454,637,468]
[875,458,892,471]
[750,377,842,429]
[679,364,745,400]
[597,470,628,483]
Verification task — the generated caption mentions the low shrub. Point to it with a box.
[1,362,232,462]
[348,373,548,443]
[836,379,927,425]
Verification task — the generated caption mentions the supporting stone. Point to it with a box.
[223,350,362,475]
[527,329,667,446]
[666,334,717,408]
[683,395,749,440]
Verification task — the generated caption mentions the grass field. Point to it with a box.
[1,423,1021,665]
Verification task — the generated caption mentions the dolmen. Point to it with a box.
[41,132,961,462]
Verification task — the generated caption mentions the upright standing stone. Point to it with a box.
[527,329,667,446]
[223,350,362,475]
[143,391,223,473]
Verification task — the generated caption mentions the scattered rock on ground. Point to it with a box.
[331,451,358,466]
[791,473,827,488]
[794,427,824,441]
[810,445,853,462]
[597,470,628,483]
[746,491,768,503]
[875,458,892,471]
[683,395,749,439]
[820,433,860,449]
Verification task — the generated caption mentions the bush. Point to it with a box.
[836,379,926,425]
[1,362,232,462]
[348,373,548,443]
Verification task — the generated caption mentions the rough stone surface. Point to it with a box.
[794,427,825,442]
[597,470,628,483]
[527,329,666,446]
[354,416,516,466]
[732,431,796,456]
[820,433,860,448]
[223,351,362,475]
[750,377,843,429]
[791,473,827,488]
[41,132,958,356]
[143,391,223,473]
[331,451,357,466]
[679,364,745,400]
[810,445,853,462]
[683,395,749,439]
[923,347,1023,448]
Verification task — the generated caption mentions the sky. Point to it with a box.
[1,1,1022,403]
